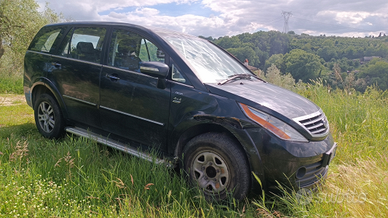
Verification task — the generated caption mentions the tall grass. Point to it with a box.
[298,81,388,162]
[251,81,388,217]
[1,80,388,217]
[0,98,255,217]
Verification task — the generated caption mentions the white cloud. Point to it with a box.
[133,8,160,16]
[318,11,377,25]
[38,0,388,37]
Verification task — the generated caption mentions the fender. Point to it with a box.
[31,77,69,120]
[171,114,266,190]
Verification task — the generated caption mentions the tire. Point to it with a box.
[182,132,250,201]
[34,94,65,139]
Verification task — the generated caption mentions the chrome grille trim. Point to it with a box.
[293,110,329,138]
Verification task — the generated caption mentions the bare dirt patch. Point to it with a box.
[0,94,26,106]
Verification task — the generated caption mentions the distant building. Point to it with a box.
[244,59,249,66]
[246,65,258,72]
[242,59,258,72]
[360,56,381,64]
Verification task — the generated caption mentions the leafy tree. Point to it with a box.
[327,57,360,73]
[359,60,388,90]
[267,31,290,55]
[322,39,334,47]
[0,0,61,75]
[356,47,364,58]
[365,46,375,56]
[227,46,260,66]
[264,54,284,71]
[354,78,367,92]
[376,44,388,58]
[198,36,214,41]
[283,49,324,82]
[317,46,337,62]
[216,36,241,49]
[301,43,312,53]
[345,46,357,59]
[214,30,291,68]
[264,64,296,90]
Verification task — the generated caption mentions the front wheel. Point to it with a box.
[182,133,250,201]
[34,94,65,139]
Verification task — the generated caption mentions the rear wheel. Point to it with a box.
[183,132,250,201]
[34,94,65,139]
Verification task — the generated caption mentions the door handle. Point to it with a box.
[106,74,120,81]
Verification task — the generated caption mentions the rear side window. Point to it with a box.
[28,26,66,53]
[61,27,107,63]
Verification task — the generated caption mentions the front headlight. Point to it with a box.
[239,103,308,142]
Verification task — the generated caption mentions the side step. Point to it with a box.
[65,127,167,165]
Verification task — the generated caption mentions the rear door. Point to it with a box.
[25,25,67,105]
[49,26,107,128]
[99,28,171,152]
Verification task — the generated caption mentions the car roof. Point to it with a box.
[44,21,188,39]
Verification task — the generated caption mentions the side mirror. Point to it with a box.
[140,62,169,78]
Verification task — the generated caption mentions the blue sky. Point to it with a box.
[37,0,388,38]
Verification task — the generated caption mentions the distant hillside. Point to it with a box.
[203,31,388,91]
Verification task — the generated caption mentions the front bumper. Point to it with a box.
[245,127,336,191]
[296,142,337,189]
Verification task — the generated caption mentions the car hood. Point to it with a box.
[206,81,320,119]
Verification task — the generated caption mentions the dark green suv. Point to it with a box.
[24,22,337,200]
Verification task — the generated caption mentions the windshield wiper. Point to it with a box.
[218,74,252,85]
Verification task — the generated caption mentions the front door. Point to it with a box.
[99,28,170,152]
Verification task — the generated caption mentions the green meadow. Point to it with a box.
[1,79,387,217]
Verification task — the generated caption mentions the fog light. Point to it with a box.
[296,167,307,179]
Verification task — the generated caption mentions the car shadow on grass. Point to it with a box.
[0,123,39,139]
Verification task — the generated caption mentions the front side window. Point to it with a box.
[108,29,165,72]
[61,27,106,63]
[139,39,164,62]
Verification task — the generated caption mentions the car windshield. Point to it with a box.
[157,30,253,84]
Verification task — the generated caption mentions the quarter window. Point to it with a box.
[171,64,187,83]
[29,27,65,53]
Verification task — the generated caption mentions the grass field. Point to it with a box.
[0,75,23,94]
[1,79,387,217]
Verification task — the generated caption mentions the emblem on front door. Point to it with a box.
[172,97,181,104]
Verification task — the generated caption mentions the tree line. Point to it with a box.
[202,31,388,92]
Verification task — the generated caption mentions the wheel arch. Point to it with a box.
[172,120,267,193]
[31,81,68,119]
[174,123,230,158]
[173,122,252,171]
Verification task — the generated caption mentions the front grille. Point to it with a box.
[294,111,329,137]
[296,161,328,189]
